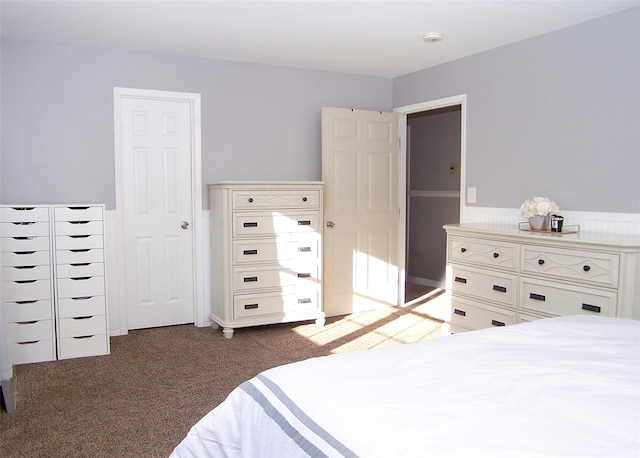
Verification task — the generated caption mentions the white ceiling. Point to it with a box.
[1,0,638,78]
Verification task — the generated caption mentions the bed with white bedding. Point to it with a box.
[171,316,640,457]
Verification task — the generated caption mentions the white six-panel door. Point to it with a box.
[117,93,196,329]
[322,107,400,316]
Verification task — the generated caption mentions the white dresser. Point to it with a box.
[1,206,56,364]
[209,182,325,338]
[444,223,640,333]
[1,204,109,363]
[53,205,109,359]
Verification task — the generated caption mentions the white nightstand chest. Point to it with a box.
[209,182,325,338]
[444,224,640,333]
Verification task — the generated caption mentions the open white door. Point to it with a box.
[322,107,400,317]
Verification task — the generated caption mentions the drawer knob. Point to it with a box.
[538,259,545,265]
[491,320,506,327]
[453,308,466,317]
[454,276,467,284]
[583,265,591,272]
[493,252,499,258]
[244,303,259,310]
[529,292,546,301]
[248,198,254,203]
[460,247,466,253]
[302,197,308,202]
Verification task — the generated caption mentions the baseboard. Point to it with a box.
[1,374,17,413]
[406,276,445,290]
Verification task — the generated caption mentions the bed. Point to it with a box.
[171,315,640,457]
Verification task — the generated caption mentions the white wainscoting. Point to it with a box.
[463,206,640,236]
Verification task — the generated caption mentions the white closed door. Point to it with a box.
[322,107,400,317]
[118,94,195,329]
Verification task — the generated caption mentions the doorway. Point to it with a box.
[395,95,466,307]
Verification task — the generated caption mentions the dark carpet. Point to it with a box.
[1,290,446,457]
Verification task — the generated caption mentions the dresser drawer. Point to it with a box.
[9,319,54,342]
[59,315,106,338]
[233,263,320,292]
[56,248,104,264]
[56,234,104,250]
[1,206,49,222]
[233,213,320,237]
[521,246,619,288]
[448,236,518,271]
[54,220,103,236]
[450,265,517,308]
[2,265,51,281]
[59,334,108,360]
[1,236,50,252]
[450,297,516,330]
[2,279,52,301]
[232,190,320,210]
[233,238,320,264]
[1,250,50,267]
[11,340,56,364]
[56,262,104,279]
[1,221,50,237]
[520,278,617,317]
[58,296,106,318]
[54,206,103,222]
[234,287,321,319]
[57,276,105,298]
[4,299,53,322]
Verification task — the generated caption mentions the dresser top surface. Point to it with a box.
[444,223,640,250]
[208,181,324,189]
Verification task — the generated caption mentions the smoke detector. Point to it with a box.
[423,32,443,43]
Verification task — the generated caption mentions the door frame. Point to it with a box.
[394,94,467,305]
[113,87,204,333]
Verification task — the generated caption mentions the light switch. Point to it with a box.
[467,187,477,204]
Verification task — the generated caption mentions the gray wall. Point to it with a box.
[2,7,639,214]
[0,38,392,209]
[394,7,640,214]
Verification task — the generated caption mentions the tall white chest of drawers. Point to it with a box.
[1,206,56,364]
[444,224,640,333]
[1,204,109,364]
[53,205,109,360]
[209,182,325,338]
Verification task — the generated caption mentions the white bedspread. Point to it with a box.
[171,316,640,457]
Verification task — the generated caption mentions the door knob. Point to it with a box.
[181,221,190,229]
[326,221,335,228]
